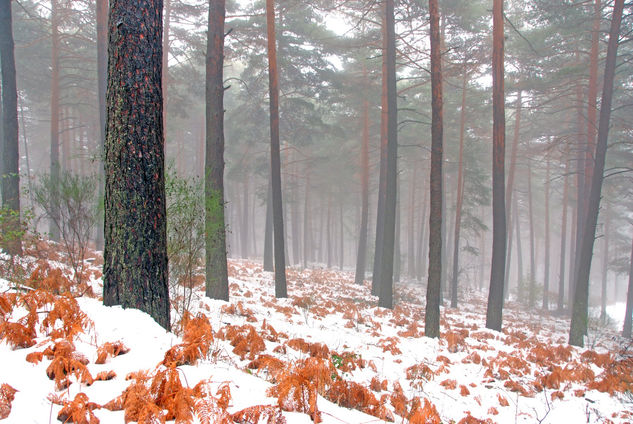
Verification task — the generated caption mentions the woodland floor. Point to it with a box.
[0,241,632,423]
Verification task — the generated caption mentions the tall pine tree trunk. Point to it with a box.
[0,0,21,255]
[425,0,442,336]
[450,70,467,308]
[600,203,610,322]
[103,0,170,330]
[377,0,397,310]
[49,0,61,241]
[266,0,287,298]
[205,0,229,301]
[263,176,273,271]
[569,0,624,347]
[623,235,633,338]
[407,168,416,278]
[558,154,569,312]
[355,79,370,284]
[527,163,536,307]
[485,0,507,331]
[543,157,551,310]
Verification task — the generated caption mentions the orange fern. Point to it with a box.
[0,383,17,420]
[57,392,100,424]
[96,341,130,364]
[231,405,287,424]
[408,397,441,424]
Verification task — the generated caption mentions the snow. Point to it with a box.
[1,256,632,424]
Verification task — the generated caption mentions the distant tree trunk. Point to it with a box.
[514,196,523,293]
[417,182,428,281]
[450,70,467,308]
[568,191,577,311]
[394,187,401,282]
[103,0,170,330]
[265,0,287,297]
[204,0,229,301]
[339,200,345,270]
[543,158,551,310]
[372,4,389,296]
[527,163,536,307]
[585,0,601,195]
[377,0,397,310]
[569,0,623,347]
[503,91,521,297]
[623,235,633,338]
[327,194,332,268]
[407,168,416,278]
[355,81,370,284]
[425,0,442,336]
[263,176,273,271]
[486,0,507,331]
[558,154,569,312]
[49,0,61,241]
[571,81,585,301]
[242,176,249,258]
[600,203,610,322]
[303,171,311,269]
[0,0,21,255]
[162,0,171,131]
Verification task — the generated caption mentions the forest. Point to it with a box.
[0,0,633,423]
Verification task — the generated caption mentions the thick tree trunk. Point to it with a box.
[425,0,442,336]
[450,71,467,308]
[205,0,229,301]
[486,0,506,331]
[569,0,624,347]
[543,158,551,310]
[354,84,370,284]
[0,0,21,255]
[557,155,569,312]
[377,0,397,310]
[266,0,287,298]
[103,0,170,330]
[162,0,171,131]
[623,236,633,338]
[49,0,61,242]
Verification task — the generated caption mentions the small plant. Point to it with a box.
[165,170,205,326]
[32,172,97,286]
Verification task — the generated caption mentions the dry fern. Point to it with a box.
[0,383,17,420]
[96,341,130,364]
[57,392,100,424]
[45,340,93,390]
[408,397,441,424]
[231,404,287,424]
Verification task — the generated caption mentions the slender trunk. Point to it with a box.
[339,200,344,270]
[394,185,400,282]
[0,0,21,254]
[600,203,610,322]
[527,163,536,308]
[504,91,521,296]
[162,0,171,132]
[265,0,287,297]
[372,4,389,295]
[355,81,370,284]
[450,71,467,308]
[49,0,61,241]
[407,168,416,277]
[485,0,507,331]
[623,235,633,338]
[416,181,428,281]
[425,0,442,336]
[585,0,601,194]
[514,196,523,296]
[303,171,310,269]
[263,176,273,271]
[327,193,332,268]
[570,0,624,347]
[572,80,585,300]
[568,190,577,311]
[242,176,249,258]
[378,0,397,309]
[205,0,229,301]
[543,158,551,310]
[558,154,569,312]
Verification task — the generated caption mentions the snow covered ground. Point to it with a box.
[1,253,632,423]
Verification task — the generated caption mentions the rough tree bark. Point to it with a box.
[0,0,21,255]
[205,0,229,301]
[265,0,287,298]
[485,0,507,332]
[425,0,442,337]
[377,0,397,310]
[103,0,170,330]
[569,0,624,347]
